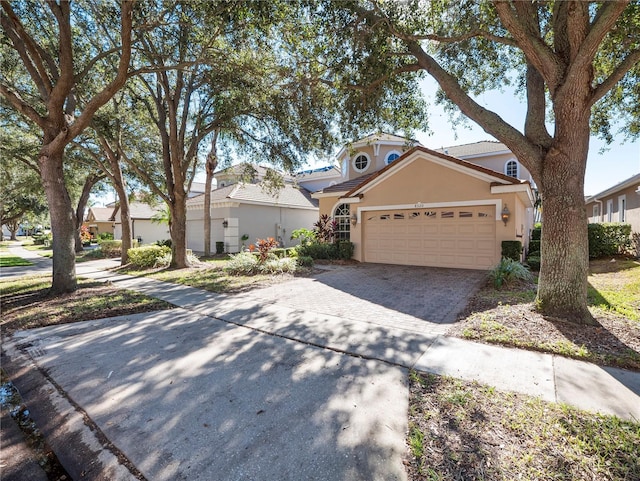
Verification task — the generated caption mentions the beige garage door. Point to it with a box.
[363,206,497,269]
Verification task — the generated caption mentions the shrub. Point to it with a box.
[225,251,259,275]
[291,228,316,246]
[588,223,632,258]
[259,257,298,274]
[98,240,123,257]
[156,239,172,248]
[80,225,92,245]
[313,214,337,243]
[336,240,354,260]
[531,226,542,240]
[297,242,337,260]
[97,232,114,241]
[271,248,287,258]
[127,245,171,268]
[501,240,522,261]
[256,237,279,262]
[489,258,533,289]
[215,241,225,254]
[525,255,540,271]
[528,240,541,255]
[296,255,314,268]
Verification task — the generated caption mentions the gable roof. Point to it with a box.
[187,183,318,210]
[435,141,509,158]
[86,207,114,222]
[110,201,165,221]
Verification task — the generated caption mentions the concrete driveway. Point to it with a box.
[3,262,487,480]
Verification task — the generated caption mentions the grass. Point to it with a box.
[407,371,640,481]
[0,275,174,333]
[122,257,287,294]
[453,257,640,370]
[22,243,53,257]
[0,254,32,267]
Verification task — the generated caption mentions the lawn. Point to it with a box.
[407,372,639,481]
[0,254,32,267]
[450,257,640,370]
[0,276,174,333]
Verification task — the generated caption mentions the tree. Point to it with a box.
[316,1,640,324]
[1,0,133,293]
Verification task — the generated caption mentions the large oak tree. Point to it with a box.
[0,0,133,293]
[318,0,640,323]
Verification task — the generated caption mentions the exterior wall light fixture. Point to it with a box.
[350,213,358,226]
[501,205,511,226]
[222,220,228,228]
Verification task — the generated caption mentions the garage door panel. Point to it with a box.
[364,206,497,269]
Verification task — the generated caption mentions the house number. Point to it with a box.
[414,202,425,208]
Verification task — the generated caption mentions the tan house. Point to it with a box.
[83,207,115,238]
[112,201,170,245]
[585,173,640,232]
[312,144,535,270]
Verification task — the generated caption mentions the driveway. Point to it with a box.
[3,262,487,481]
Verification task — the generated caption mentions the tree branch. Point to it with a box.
[590,48,640,107]
[0,84,47,129]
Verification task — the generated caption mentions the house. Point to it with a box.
[111,201,170,245]
[186,181,318,254]
[82,207,115,238]
[311,135,535,270]
[585,173,640,233]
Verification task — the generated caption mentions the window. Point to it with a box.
[334,203,350,240]
[425,211,437,218]
[618,195,626,222]
[441,211,454,218]
[505,160,519,178]
[592,204,600,219]
[459,211,473,218]
[393,213,405,220]
[352,153,370,173]
[606,199,613,222]
[385,151,401,165]
[341,158,348,178]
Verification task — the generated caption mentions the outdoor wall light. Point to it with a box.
[222,220,228,228]
[350,213,358,226]
[501,205,511,226]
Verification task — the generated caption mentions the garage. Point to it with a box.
[363,205,497,269]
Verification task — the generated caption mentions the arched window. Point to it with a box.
[334,203,351,240]
[385,151,401,165]
[505,160,519,178]
[352,153,370,173]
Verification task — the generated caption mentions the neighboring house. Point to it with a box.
[111,201,170,245]
[295,165,341,192]
[585,173,640,233]
[186,182,318,254]
[214,163,294,188]
[82,207,115,238]
[311,136,535,270]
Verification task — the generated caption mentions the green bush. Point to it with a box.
[156,239,172,248]
[296,255,314,268]
[272,248,287,258]
[97,240,123,257]
[127,245,171,268]
[501,240,522,261]
[225,252,259,275]
[296,242,337,260]
[97,232,114,241]
[588,223,632,258]
[216,241,225,254]
[525,255,540,271]
[489,258,533,289]
[531,226,541,241]
[259,257,298,274]
[336,240,355,260]
[528,240,541,255]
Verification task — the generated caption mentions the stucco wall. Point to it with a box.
[463,151,534,183]
[114,220,169,244]
[587,184,640,233]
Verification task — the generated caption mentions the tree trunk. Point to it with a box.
[8,221,19,240]
[535,112,595,325]
[74,175,99,253]
[39,147,77,294]
[169,193,189,268]
[116,186,132,265]
[203,132,218,257]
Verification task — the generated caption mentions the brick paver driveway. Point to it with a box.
[243,263,487,336]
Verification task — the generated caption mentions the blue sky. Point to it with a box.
[412,78,639,196]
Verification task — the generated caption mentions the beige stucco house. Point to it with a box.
[311,137,535,270]
[82,207,115,238]
[585,173,640,233]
